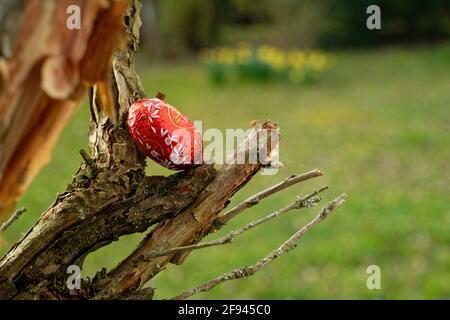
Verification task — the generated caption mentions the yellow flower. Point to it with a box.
[288,50,306,69]
[271,51,287,70]
[257,46,287,69]
[200,44,331,82]
[217,47,236,65]
[307,51,328,71]
[237,48,252,64]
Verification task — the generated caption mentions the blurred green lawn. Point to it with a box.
[1,44,449,299]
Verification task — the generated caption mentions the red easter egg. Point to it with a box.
[127,98,202,169]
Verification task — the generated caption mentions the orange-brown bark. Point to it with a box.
[0,0,130,224]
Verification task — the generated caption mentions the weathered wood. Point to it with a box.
[0,0,131,223]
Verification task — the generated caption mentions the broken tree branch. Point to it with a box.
[216,169,323,225]
[172,193,348,300]
[91,121,280,299]
[141,186,328,259]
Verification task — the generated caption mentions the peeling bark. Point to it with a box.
[0,0,131,223]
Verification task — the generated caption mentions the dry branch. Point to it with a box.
[0,0,131,223]
[172,193,347,300]
[0,208,26,233]
[140,186,328,259]
[216,169,323,225]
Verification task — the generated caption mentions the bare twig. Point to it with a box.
[142,186,328,259]
[216,169,323,225]
[172,193,347,300]
[0,207,26,233]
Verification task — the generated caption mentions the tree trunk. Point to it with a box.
[0,0,130,223]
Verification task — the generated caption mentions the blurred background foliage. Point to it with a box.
[1,0,449,299]
[141,0,450,58]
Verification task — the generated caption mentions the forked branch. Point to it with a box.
[216,169,323,225]
[172,193,347,300]
[141,186,328,259]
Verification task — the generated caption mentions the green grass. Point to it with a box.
[2,43,449,299]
